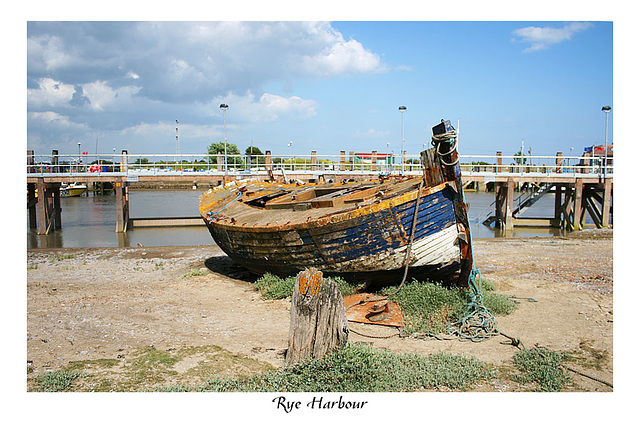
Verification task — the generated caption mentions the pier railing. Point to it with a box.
[26,152,613,179]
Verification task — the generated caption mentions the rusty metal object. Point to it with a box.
[343,293,404,328]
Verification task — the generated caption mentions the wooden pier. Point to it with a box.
[27,149,613,235]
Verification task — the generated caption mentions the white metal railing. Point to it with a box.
[26,152,614,179]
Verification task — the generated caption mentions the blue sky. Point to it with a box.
[24,18,614,160]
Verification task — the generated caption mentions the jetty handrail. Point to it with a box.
[26,152,613,178]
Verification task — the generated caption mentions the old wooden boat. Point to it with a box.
[199,120,473,287]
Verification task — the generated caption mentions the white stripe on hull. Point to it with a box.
[323,224,460,272]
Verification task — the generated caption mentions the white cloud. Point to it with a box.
[28,111,88,130]
[213,91,318,122]
[512,22,593,52]
[27,78,75,108]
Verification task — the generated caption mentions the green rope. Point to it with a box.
[447,268,500,342]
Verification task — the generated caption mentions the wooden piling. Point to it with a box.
[371,151,377,172]
[311,150,317,171]
[573,179,584,230]
[286,268,349,364]
[115,178,129,233]
[339,151,346,171]
[602,179,612,227]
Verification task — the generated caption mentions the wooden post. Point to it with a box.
[371,151,377,172]
[286,268,349,364]
[36,178,47,234]
[27,183,37,229]
[573,179,584,230]
[349,151,355,171]
[556,152,563,173]
[53,183,62,229]
[496,151,502,173]
[311,150,317,171]
[420,148,443,187]
[554,184,563,227]
[602,178,612,227]
[52,150,59,173]
[505,179,514,231]
[265,150,272,171]
[27,150,35,173]
[339,151,346,171]
[115,178,129,232]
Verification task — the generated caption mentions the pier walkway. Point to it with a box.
[27,150,613,234]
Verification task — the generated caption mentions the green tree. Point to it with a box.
[208,141,242,167]
[513,150,527,165]
[245,146,264,167]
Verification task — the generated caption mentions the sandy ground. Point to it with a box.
[26,228,614,392]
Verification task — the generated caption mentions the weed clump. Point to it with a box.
[513,347,571,391]
[35,370,86,392]
[254,273,356,300]
[159,343,491,392]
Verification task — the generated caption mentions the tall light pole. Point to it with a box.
[220,103,229,170]
[398,106,406,173]
[602,105,611,179]
[77,141,82,172]
[175,119,179,167]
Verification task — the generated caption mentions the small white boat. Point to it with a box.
[60,183,87,197]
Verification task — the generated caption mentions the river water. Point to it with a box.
[27,188,567,249]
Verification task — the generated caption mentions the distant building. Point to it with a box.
[580,144,613,173]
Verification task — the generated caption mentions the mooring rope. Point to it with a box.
[207,190,242,218]
[393,180,424,295]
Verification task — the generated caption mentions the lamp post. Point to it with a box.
[288,141,293,170]
[220,104,229,170]
[77,142,81,172]
[602,106,611,179]
[398,106,406,173]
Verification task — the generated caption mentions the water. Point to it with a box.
[27,188,567,249]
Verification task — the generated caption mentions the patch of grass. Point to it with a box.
[512,347,571,392]
[383,280,469,335]
[182,268,209,278]
[158,343,491,392]
[66,358,121,370]
[35,370,86,392]
[49,253,76,262]
[254,273,356,300]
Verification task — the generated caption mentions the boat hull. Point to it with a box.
[202,181,465,286]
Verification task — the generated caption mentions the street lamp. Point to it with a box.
[220,104,229,170]
[398,106,406,173]
[288,141,293,169]
[77,142,82,172]
[602,106,611,178]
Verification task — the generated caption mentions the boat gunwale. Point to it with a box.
[199,179,453,233]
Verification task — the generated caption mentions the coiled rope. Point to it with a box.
[431,130,460,167]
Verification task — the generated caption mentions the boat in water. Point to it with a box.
[60,183,87,197]
[199,119,473,287]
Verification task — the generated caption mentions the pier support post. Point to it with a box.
[494,179,514,230]
[496,151,502,173]
[115,178,129,233]
[349,151,355,171]
[339,151,345,171]
[311,150,317,171]
[371,151,377,172]
[34,178,60,234]
[573,179,584,230]
[602,178,612,227]
[27,183,37,229]
[265,151,272,170]
[505,179,514,230]
[554,184,563,227]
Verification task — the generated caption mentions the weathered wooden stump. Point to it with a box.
[286,268,349,364]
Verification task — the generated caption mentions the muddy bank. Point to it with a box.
[26,229,613,392]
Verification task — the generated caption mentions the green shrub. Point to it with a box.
[513,347,571,391]
[158,343,491,392]
[35,370,86,392]
[254,273,356,300]
[384,280,469,335]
